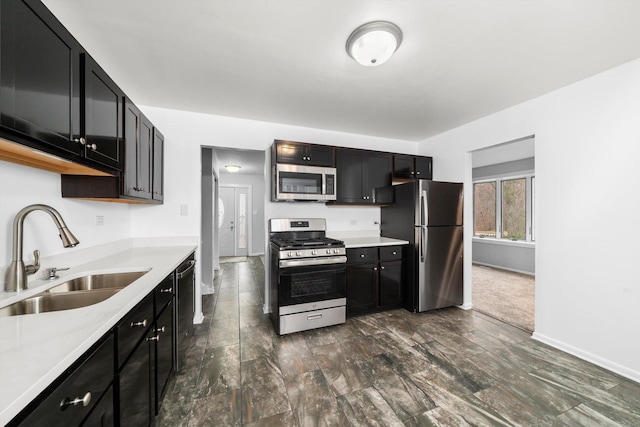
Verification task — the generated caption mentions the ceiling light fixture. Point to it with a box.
[224,165,241,173]
[346,21,403,67]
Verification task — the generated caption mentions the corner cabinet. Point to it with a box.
[60,101,164,204]
[335,149,392,204]
[346,245,404,317]
[393,154,433,180]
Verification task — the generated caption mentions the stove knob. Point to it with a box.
[296,251,301,256]
[312,250,317,255]
[333,249,339,254]
[287,251,292,257]
[326,249,332,254]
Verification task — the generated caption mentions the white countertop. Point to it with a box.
[0,239,197,425]
[333,236,409,248]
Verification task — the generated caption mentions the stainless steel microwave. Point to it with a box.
[274,164,337,201]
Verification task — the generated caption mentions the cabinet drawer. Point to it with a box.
[347,247,377,264]
[117,293,153,368]
[379,245,403,261]
[12,334,114,427]
[155,274,174,312]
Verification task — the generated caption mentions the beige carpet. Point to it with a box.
[472,264,535,332]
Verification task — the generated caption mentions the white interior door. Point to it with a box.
[218,186,235,257]
[218,186,250,257]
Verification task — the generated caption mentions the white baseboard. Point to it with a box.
[532,332,640,383]
[459,303,473,310]
[472,261,535,276]
[193,311,204,324]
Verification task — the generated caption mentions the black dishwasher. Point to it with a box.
[174,253,195,372]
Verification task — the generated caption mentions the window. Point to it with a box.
[473,182,496,237]
[473,174,535,242]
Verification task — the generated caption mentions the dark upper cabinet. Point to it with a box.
[82,53,123,170]
[152,128,165,202]
[123,98,152,200]
[274,140,335,167]
[335,149,392,204]
[393,154,433,180]
[0,0,81,155]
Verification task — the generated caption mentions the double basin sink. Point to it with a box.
[0,271,147,317]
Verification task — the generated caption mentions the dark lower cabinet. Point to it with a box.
[8,334,114,427]
[9,253,196,426]
[346,262,378,315]
[83,385,114,427]
[118,333,152,427]
[346,245,404,317]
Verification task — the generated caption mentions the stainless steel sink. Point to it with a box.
[0,289,121,316]
[0,271,147,317]
[47,271,147,293]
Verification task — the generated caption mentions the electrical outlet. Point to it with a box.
[350,219,357,225]
[96,215,104,226]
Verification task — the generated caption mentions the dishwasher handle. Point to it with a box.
[176,260,195,279]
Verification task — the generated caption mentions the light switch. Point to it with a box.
[180,205,188,216]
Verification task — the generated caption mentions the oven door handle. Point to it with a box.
[279,256,347,268]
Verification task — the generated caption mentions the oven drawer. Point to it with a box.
[279,306,346,335]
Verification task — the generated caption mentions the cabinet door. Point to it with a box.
[414,156,432,180]
[335,149,364,203]
[10,334,113,427]
[138,115,153,200]
[363,152,392,202]
[152,128,164,202]
[155,302,174,413]
[82,385,114,427]
[0,0,81,155]
[305,144,334,167]
[379,261,403,308]
[275,141,307,165]
[346,263,378,316]
[175,256,195,371]
[393,154,414,179]
[119,337,152,427]
[82,53,122,170]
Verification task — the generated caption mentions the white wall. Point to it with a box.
[418,58,640,382]
[0,161,131,276]
[133,106,417,320]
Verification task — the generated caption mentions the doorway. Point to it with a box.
[219,185,250,257]
[470,136,536,332]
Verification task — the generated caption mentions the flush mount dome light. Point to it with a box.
[224,165,241,173]
[346,21,403,67]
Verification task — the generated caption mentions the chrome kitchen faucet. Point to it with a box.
[4,204,79,292]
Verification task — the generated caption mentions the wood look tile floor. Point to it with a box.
[157,257,640,426]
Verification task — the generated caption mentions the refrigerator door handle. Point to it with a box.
[420,191,429,225]
[420,226,426,262]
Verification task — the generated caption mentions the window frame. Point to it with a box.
[473,172,535,242]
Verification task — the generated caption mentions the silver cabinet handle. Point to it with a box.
[147,335,159,342]
[307,313,322,320]
[130,319,147,328]
[360,254,365,258]
[160,287,172,293]
[373,267,378,271]
[416,171,421,175]
[156,326,166,333]
[381,266,385,270]
[73,137,86,145]
[87,143,97,151]
[60,392,91,409]
[392,251,397,255]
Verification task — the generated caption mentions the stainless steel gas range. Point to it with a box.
[269,218,346,335]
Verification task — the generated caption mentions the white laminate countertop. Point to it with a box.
[0,240,197,425]
[335,236,409,248]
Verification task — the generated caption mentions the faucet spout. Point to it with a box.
[4,204,80,292]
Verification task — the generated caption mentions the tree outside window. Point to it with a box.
[474,182,496,237]
[501,178,526,240]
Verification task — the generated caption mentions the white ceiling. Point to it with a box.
[43,0,640,142]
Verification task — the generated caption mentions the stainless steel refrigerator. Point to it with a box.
[380,181,463,312]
